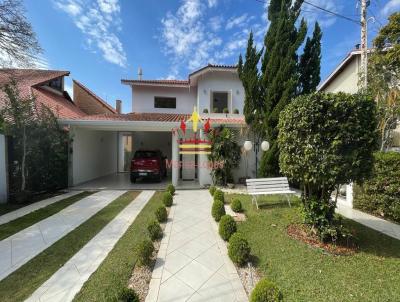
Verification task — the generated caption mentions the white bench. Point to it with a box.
[246,177,296,209]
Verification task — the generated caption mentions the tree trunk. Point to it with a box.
[21,125,26,191]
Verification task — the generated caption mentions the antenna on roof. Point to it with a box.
[138,67,143,80]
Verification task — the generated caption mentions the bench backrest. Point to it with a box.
[246,177,290,194]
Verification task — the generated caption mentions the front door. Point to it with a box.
[181,153,196,180]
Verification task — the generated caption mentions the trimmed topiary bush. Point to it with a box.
[135,239,154,266]
[117,287,139,302]
[203,108,209,113]
[213,107,219,113]
[231,198,243,213]
[212,199,225,222]
[219,215,237,241]
[228,233,250,266]
[155,206,168,222]
[147,220,163,241]
[250,278,283,302]
[213,189,225,203]
[209,186,216,196]
[223,107,229,113]
[163,192,173,207]
[166,184,175,195]
[233,108,239,114]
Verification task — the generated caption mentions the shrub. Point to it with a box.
[213,189,225,203]
[230,198,243,212]
[209,186,216,196]
[147,220,163,241]
[354,152,400,223]
[219,215,237,241]
[223,108,229,113]
[233,108,239,114]
[155,206,168,222]
[212,199,225,222]
[228,233,250,266]
[278,92,378,239]
[250,278,283,302]
[135,239,154,266]
[213,107,219,113]
[117,287,139,302]
[162,192,173,207]
[203,108,209,113]
[166,184,175,195]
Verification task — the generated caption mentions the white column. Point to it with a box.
[0,134,8,203]
[172,132,179,186]
[346,183,354,208]
[118,132,125,173]
[198,129,212,187]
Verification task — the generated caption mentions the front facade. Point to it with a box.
[62,64,257,188]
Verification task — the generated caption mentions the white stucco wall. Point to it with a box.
[321,56,360,94]
[0,134,8,203]
[71,128,117,185]
[132,86,197,114]
[197,71,245,114]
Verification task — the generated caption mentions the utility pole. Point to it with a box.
[360,0,369,89]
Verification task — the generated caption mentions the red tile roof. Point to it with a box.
[64,112,245,125]
[73,79,117,114]
[0,68,86,119]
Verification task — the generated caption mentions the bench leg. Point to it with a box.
[256,196,259,210]
[286,194,291,207]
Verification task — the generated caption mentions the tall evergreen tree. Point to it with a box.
[238,31,263,135]
[298,22,322,94]
[260,0,307,176]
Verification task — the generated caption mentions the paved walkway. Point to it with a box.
[26,190,155,302]
[146,190,248,302]
[0,190,126,281]
[336,200,400,241]
[0,191,83,225]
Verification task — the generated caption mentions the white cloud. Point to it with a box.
[54,0,127,67]
[226,14,252,30]
[207,0,218,8]
[300,0,340,28]
[380,0,400,17]
[209,16,223,31]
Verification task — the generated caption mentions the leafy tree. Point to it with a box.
[260,0,307,177]
[368,12,400,151]
[298,22,322,94]
[0,0,42,67]
[278,92,378,240]
[208,126,241,185]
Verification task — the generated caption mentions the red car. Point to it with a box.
[130,150,167,183]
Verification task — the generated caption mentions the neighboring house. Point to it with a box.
[318,49,400,147]
[60,64,256,187]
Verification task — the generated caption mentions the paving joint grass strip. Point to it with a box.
[73,192,164,302]
[226,193,400,302]
[0,191,140,302]
[0,191,94,241]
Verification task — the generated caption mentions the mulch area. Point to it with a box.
[287,224,358,256]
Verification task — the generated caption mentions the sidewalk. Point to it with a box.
[0,190,126,281]
[146,190,247,302]
[26,190,155,302]
[0,191,83,225]
[336,199,400,241]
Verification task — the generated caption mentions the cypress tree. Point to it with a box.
[259,0,307,177]
[298,22,322,94]
[238,31,263,135]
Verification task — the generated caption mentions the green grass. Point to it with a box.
[0,191,140,302]
[0,191,94,240]
[74,191,164,302]
[226,194,400,302]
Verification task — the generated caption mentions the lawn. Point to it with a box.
[0,191,93,240]
[0,191,140,302]
[226,194,400,302]
[73,191,164,301]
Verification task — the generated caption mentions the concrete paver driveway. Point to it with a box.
[146,190,248,302]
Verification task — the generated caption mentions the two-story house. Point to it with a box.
[61,64,256,188]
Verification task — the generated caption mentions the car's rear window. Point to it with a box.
[134,151,158,158]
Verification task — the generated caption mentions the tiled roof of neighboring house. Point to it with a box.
[0,68,86,119]
[122,63,238,87]
[73,79,117,114]
[64,112,246,125]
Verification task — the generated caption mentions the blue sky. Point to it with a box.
[24,0,400,113]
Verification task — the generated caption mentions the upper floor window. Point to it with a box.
[154,96,176,109]
[47,77,62,91]
[212,92,228,113]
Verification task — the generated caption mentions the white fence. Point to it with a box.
[0,134,7,203]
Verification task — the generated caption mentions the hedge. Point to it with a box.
[354,151,400,223]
